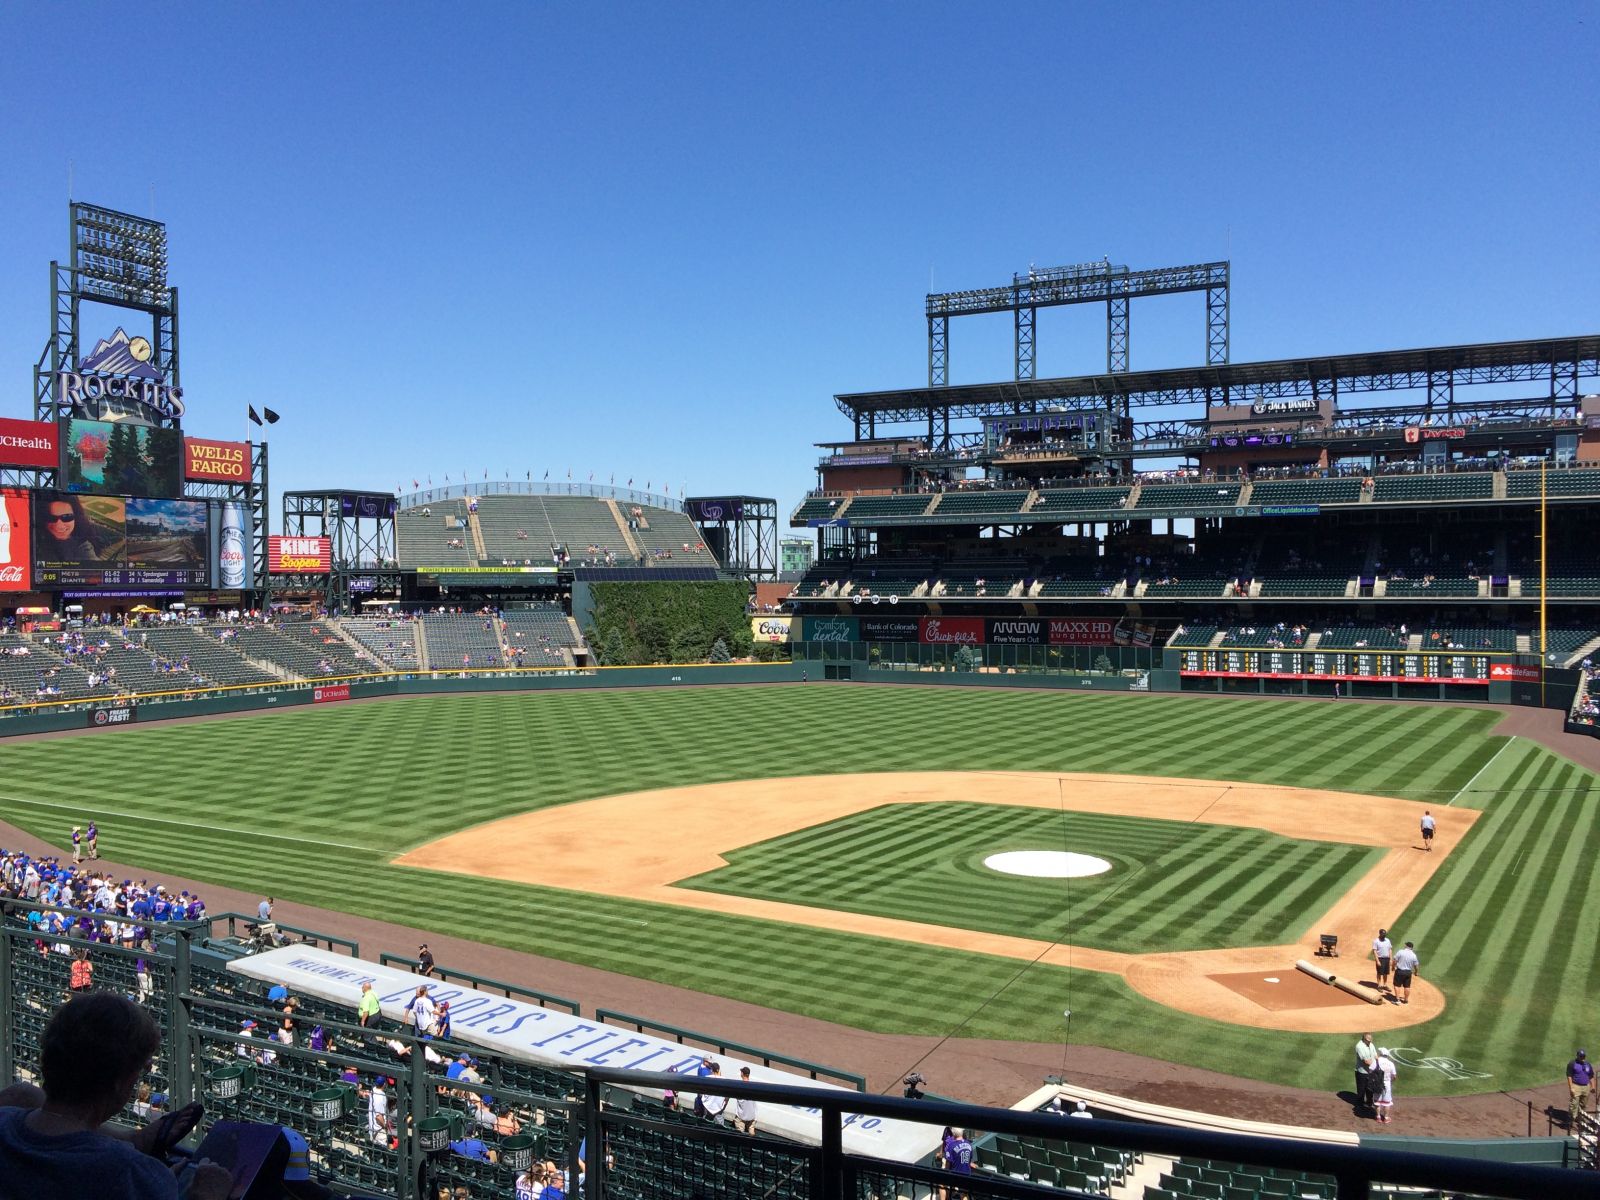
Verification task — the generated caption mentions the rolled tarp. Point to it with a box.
[1296,958,1383,1004]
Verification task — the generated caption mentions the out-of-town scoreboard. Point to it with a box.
[1178,648,1493,683]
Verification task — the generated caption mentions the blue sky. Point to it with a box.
[1,3,1596,521]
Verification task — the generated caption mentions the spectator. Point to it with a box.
[417,943,437,977]
[733,1066,758,1134]
[357,981,381,1027]
[0,993,231,1199]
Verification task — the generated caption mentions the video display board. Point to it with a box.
[62,418,183,498]
[32,490,209,588]
[1178,648,1491,684]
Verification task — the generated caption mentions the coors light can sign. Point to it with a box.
[219,502,248,588]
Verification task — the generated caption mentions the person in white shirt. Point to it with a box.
[733,1066,758,1134]
[1374,1049,1398,1122]
[368,1080,391,1146]
[405,985,436,1036]
[1372,929,1394,993]
[1392,942,1420,1004]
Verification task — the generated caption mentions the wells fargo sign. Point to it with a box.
[184,437,250,482]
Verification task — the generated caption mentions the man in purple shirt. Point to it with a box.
[1568,1050,1595,1125]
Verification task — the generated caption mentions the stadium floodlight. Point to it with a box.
[70,202,169,308]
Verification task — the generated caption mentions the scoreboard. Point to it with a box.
[1178,649,1491,684]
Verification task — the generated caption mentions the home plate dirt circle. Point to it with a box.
[398,770,1465,1033]
[984,850,1112,878]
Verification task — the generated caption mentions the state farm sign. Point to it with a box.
[919,617,984,645]
[268,535,332,574]
[1048,618,1116,645]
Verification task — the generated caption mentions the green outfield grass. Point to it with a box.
[676,801,1380,952]
[0,685,1591,1096]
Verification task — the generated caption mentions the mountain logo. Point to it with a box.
[79,328,162,380]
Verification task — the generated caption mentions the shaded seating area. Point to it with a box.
[420,613,505,669]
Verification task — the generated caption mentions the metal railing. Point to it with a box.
[378,953,580,1015]
[595,1008,865,1091]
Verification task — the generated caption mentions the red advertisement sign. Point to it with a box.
[184,437,251,482]
[0,417,58,469]
[268,535,332,574]
[1489,663,1541,682]
[312,684,351,704]
[1048,617,1116,645]
[0,489,31,592]
[919,616,985,645]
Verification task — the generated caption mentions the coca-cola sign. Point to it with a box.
[0,489,31,593]
[1048,618,1116,646]
[919,617,985,645]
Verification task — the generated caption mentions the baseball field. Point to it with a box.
[0,684,1592,1097]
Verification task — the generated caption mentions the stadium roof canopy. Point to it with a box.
[834,334,1600,425]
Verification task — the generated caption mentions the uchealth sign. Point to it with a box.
[919,617,984,645]
[268,535,332,574]
[0,417,58,469]
[751,616,793,643]
[0,489,31,592]
[312,684,351,703]
[229,947,938,1163]
[1048,617,1117,645]
[184,437,250,482]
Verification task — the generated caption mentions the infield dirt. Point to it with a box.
[399,770,1471,1033]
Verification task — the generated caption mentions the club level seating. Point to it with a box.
[1316,625,1405,650]
[1215,626,1305,649]
[976,1129,1129,1194]
[1423,626,1517,652]
[840,494,936,518]
[1136,483,1242,509]
[144,627,280,686]
[940,562,1028,597]
[471,495,561,565]
[631,506,717,564]
[1504,467,1600,498]
[226,623,368,680]
[1031,487,1131,512]
[1152,1156,1335,1200]
[1142,578,1237,598]
[1534,575,1600,598]
[1247,478,1363,506]
[1034,560,1126,597]
[500,605,582,665]
[1168,624,1220,647]
[339,616,421,669]
[793,496,844,522]
[540,496,635,560]
[420,613,505,670]
[1371,472,1494,502]
[0,632,96,703]
[1543,630,1600,656]
[395,500,476,568]
[930,489,1033,517]
[1384,577,1480,597]
[1256,576,1350,597]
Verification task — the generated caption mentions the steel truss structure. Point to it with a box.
[841,334,1600,440]
[687,496,776,580]
[926,260,1230,385]
[15,202,270,598]
[34,203,178,425]
[281,490,400,611]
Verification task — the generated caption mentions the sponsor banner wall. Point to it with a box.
[986,617,1045,645]
[751,615,793,643]
[184,437,250,482]
[919,616,985,645]
[312,684,351,704]
[857,615,919,642]
[0,489,32,592]
[803,615,857,642]
[89,705,137,728]
[0,417,58,469]
[228,946,936,1162]
[268,535,332,574]
[1489,663,1541,683]
[1048,617,1116,645]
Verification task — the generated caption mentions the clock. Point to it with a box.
[128,336,152,362]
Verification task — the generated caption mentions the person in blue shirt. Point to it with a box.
[449,1134,495,1162]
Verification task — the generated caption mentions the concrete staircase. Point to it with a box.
[466,511,487,561]
[604,499,646,561]
[414,621,432,671]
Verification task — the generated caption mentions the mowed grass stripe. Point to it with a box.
[0,687,1577,1095]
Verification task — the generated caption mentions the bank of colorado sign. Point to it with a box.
[268,536,332,574]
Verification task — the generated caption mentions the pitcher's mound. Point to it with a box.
[1210,969,1369,1012]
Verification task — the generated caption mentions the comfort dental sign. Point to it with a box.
[230,947,936,1162]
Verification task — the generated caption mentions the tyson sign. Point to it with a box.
[268,535,332,574]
